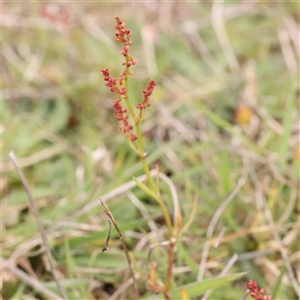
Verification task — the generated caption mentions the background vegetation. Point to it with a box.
[2,2,299,299]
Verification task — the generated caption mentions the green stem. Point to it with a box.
[124,57,136,119]
[123,53,174,238]
[136,126,173,237]
[136,125,157,192]
[156,195,174,238]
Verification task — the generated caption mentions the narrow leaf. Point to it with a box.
[132,176,157,199]
[171,272,248,299]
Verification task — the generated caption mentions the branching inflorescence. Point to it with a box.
[101,16,156,143]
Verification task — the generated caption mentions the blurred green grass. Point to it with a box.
[2,2,299,299]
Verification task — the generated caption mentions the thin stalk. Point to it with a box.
[136,124,158,193]
[119,36,176,297]
[164,241,175,293]
[124,56,136,119]
[155,195,174,238]
[99,197,140,299]
[122,57,173,234]
[122,56,158,194]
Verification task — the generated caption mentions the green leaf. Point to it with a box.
[43,278,91,288]
[272,264,285,299]
[132,176,157,199]
[171,272,248,298]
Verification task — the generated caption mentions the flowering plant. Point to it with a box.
[101,15,181,300]
[100,15,268,300]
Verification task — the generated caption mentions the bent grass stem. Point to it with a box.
[99,197,140,299]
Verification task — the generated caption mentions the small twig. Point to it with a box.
[102,217,112,253]
[99,197,140,299]
[8,151,67,300]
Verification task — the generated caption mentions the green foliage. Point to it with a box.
[171,272,248,299]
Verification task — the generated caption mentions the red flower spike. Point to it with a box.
[247,280,272,300]
[136,79,156,111]
[102,17,155,143]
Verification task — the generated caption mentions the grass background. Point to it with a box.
[2,1,299,299]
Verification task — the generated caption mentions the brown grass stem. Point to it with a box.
[164,240,175,294]
[99,197,140,299]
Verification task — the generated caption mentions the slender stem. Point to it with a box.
[136,124,158,193]
[155,195,173,238]
[99,198,140,299]
[123,55,160,197]
[120,38,176,297]
[122,55,157,194]
[164,241,175,293]
[123,60,174,238]
[102,218,112,253]
[124,56,136,119]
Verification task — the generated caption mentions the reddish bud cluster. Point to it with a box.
[136,79,156,110]
[102,68,137,141]
[114,16,136,86]
[101,68,117,92]
[113,99,137,141]
[115,16,132,46]
[247,280,272,300]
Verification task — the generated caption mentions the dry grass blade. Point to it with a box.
[202,254,239,300]
[8,151,67,300]
[197,173,247,281]
[72,169,158,221]
[99,197,140,299]
[2,258,62,299]
[3,141,69,172]
[211,1,240,73]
